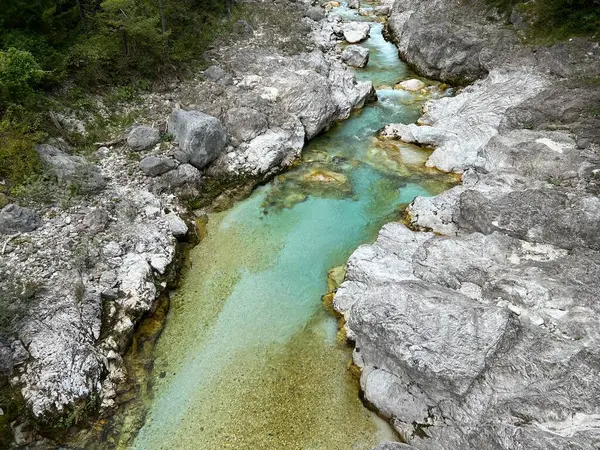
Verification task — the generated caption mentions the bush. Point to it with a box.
[0,48,45,106]
[0,119,42,186]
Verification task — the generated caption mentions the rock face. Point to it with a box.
[334,1,600,449]
[0,204,41,234]
[127,125,160,151]
[168,109,228,170]
[341,45,370,68]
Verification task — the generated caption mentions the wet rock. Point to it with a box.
[396,79,425,91]
[164,213,188,239]
[127,125,160,152]
[341,45,370,68]
[204,65,233,86]
[342,22,370,44]
[168,109,228,169]
[0,204,41,234]
[139,156,178,177]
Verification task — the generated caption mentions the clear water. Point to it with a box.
[120,4,456,450]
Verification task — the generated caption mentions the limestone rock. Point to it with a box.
[36,144,106,193]
[0,204,41,234]
[341,45,370,68]
[164,213,188,239]
[139,156,178,177]
[306,6,325,21]
[342,22,370,44]
[204,65,233,86]
[396,79,425,91]
[224,107,268,143]
[348,0,360,9]
[127,125,160,152]
[168,109,228,169]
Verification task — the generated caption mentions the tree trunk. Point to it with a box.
[75,0,86,31]
[158,0,169,57]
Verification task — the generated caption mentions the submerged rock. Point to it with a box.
[395,79,425,91]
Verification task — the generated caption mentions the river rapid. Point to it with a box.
[112,3,456,449]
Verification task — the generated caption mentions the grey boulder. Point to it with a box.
[306,6,325,22]
[204,65,233,86]
[0,204,41,234]
[168,109,228,170]
[348,0,360,9]
[35,144,106,193]
[139,156,178,177]
[341,45,370,68]
[127,125,160,151]
[342,22,370,44]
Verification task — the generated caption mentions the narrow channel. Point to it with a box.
[122,3,455,449]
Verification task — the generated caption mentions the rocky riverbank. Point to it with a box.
[335,1,600,449]
[0,0,375,445]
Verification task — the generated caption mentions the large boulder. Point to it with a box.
[127,125,160,152]
[341,45,370,68]
[0,204,41,234]
[36,144,106,193]
[342,22,370,44]
[168,109,228,170]
[306,6,325,22]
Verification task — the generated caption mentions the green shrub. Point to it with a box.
[0,48,45,105]
[0,119,43,185]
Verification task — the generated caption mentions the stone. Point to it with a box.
[164,213,188,239]
[0,204,41,234]
[139,156,178,177]
[341,45,370,68]
[168,109,228,170]
[373,6,390,16]
[223,107,268,143]
[342,22,370,44]
[82,208,109,234]
[396,79,425,91]
[127,125,160,152]
[306,6,325,21]
[241,118,305,175]
[204,65,233,86]
[373,443,417,450]
[232,19,254,37]
[156,163,202,189]
[348,0,360,9]
[36,144,106,193]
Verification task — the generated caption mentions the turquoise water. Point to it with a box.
[119,4,456,450]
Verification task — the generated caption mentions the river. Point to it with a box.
[112,3,455,449]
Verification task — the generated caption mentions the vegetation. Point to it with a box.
[0,0,235,194]
[484,0,600,40]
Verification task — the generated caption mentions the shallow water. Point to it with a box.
[119,4,456,450]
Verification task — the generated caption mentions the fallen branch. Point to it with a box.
[2,232,20,255]
[93,136,126,147]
